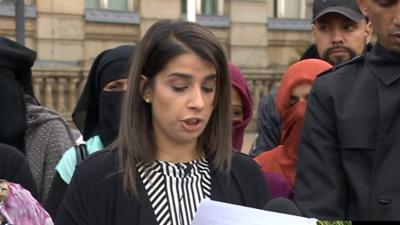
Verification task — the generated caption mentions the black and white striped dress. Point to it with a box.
[137,157,211,225]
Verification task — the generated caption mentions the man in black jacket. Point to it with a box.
[295,0,400,220]
[251,0,373,156]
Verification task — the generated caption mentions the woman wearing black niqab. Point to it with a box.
[45,45,135,219]
[72,44,135,146]
[0,37,78,204]
[0,37,36,153]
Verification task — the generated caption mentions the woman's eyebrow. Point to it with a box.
[168,73,217,81]
[204,74,217,81]
[168,72,192,79]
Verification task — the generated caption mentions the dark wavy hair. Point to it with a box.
[117,20,232,196]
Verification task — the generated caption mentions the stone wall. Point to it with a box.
[1,0,314,130]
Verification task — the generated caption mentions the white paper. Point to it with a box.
[191,199,317,225]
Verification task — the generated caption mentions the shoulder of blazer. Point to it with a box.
[229,152,268,207]
[231,152,260,174]
[230,152,263,191]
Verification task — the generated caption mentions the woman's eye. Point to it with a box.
[290,96,299,106]
[172,86,187,92]
[103,79,128,91]
[233,110,242,117]
[104,84,123,91]
[202,81,216,93]
[202,86,214,93]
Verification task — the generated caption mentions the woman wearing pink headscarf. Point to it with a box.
[229,63,294,199]
[229,63,253,152]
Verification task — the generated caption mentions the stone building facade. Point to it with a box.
[0,0,314,129]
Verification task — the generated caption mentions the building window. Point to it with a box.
[271,0,308,19]
[182,0,224,16]
[86,0,134,11]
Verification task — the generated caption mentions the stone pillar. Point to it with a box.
[44,77,54,108]
[139,0,181,37]
[69,77,79,111]
[57,77,67,113]
[229,0,268,69]
[35,0,85,63]
[33,77,42,103]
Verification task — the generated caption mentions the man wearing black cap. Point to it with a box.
[295,0,400,220]
[310,0,372,65]
[251,0,372,156]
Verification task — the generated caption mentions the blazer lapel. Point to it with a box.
[210,169,229,202]
[137,177,159,225]
[210,166,244,205]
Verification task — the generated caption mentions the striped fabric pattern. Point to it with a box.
[138,157,211,225]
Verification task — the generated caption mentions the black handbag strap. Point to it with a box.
[75,143,89,165]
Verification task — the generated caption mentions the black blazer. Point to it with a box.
[295,43,400,220]
[55,150,269,225]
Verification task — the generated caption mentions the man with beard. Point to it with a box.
[310,0,373,65]
[251,0,373,156]
[295,0,400,220]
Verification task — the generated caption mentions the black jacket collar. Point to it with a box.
[367,43,400,86]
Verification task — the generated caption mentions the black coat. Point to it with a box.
[0,143,37,198]
[55,150,269,225]
[295,43,400,220]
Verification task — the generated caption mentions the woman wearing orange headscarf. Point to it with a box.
[254,59,332,187]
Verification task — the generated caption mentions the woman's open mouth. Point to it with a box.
[181,118,203,132]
